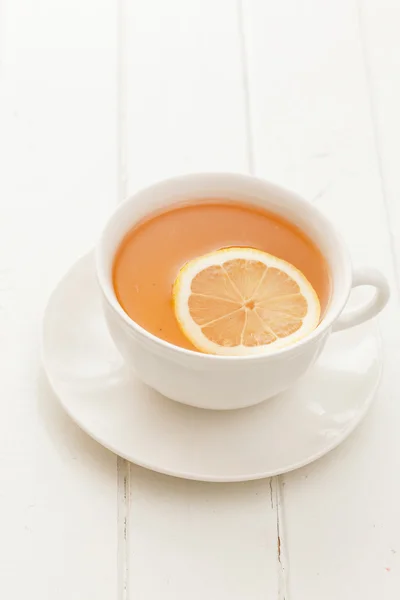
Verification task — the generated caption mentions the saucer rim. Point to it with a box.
[42,251,383,483]
[43,368,382,483]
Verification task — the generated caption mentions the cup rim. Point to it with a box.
[95,172,353,363]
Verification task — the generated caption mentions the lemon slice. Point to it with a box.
[172,247,321,355]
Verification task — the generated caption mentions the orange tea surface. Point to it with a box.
[113,201,331,351]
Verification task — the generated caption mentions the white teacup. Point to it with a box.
[96,173,390,410]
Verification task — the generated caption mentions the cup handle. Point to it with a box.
[332,267,390,333]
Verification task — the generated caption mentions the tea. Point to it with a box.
[113,201,330,352]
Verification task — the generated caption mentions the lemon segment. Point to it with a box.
[172,247,320,355]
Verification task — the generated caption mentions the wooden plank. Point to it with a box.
[242,0,400,598]
[0,1,118,598]
[128,468,280,600]
[360,0,400,281]
[124,1,279,598]
[124,0,249,192]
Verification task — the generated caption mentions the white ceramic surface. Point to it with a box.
[96,173,389,410]
[43,253,382,482]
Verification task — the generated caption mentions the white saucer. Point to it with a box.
[43,253,383,482]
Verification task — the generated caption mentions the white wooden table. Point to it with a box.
[1,1,399,598]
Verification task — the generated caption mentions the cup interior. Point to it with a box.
[96,173,352,355]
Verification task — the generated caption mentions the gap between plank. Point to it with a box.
[117,0,128,206]
[270,477,290,600]
[237,0,256,174]
[117,1,130,599]
[117,459,130,600]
